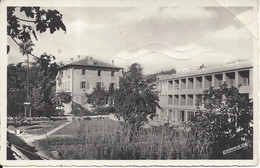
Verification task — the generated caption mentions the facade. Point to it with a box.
[56,56,122,114]
[156,61,253,125]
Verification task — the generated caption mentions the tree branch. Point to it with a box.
[10,36,39,60]
[17,17,36,23]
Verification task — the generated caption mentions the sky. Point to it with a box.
[8,6,255,74]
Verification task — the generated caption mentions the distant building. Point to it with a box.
[56,56,122,114]
[156,61,253,125]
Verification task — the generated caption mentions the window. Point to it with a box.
[68,81,70,91]
[180,79,186,89]
[214,74,223,87]
[110,83,115,89]
[205,75,212,88]
[111,71,115,77]
[97,70,101,76]
[96,82,102,88]
[174,95,179,105]
[60,71,63,77]
[80,81,86,89]
[238,70,250,86]
[168,95,173,105]
[226,72,235,86]
[168,80,173,90]
[180,95,186,105]
[188,78,194,89]
[174,80,179,90]
[196,77,202,89]
[187,94,193,106]
[82,69,85,75]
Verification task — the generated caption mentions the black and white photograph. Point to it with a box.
[0,0,258,166]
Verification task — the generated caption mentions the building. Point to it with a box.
[56,56,122,114]
[156,61,253,125]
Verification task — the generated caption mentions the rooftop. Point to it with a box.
[158,60,253,81]
[60,56,122,70]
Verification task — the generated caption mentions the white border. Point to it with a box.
[0,0,258,166]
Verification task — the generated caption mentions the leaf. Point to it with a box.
[32,30,38,41]
[60,22,66,33]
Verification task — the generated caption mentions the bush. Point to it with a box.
[38,120,206,160]
[92,106,115,115]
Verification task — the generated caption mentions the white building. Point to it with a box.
[156,61,253,125]
[56,56,122,114]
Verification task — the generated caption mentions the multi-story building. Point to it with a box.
[156,61,253,125]
[56,56,122,114]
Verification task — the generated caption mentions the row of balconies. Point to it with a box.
[158,70,250,92]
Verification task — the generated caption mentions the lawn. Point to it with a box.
[51,118,120,136]
[8,120,68,135]
[37,118,191,160]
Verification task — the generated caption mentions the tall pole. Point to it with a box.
[26,54,29,102]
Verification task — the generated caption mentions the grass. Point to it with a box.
[37,118,198,160]
[8,120,68,135]
[52,119,119,136]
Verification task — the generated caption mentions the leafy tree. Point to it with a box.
[145,68,176,83]
[7,7,66,117]
[187,83,253,159]
[7,7,66,54]
[114,63,160,140]
[86,86,109,108]
[7,54,60,117]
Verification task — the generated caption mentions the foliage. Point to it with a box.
[38,119,204,160]
[86,86,109,108]
[145,68,176,83]
[52,92,72,106]
[92,106,115,115]
[7,6,66,118]
[7,55,60,117]
[114,63,160,134]
[187,83,253,159]
[7,7,66,53]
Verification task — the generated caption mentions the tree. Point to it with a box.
[114,63,160,140]
[7,7,66,55]
[19,40,34,103]
[7,7,66,117]
[86,86,109,108]
[187,83,253,159]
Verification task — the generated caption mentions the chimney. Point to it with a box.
[60,61,63,66]
[78,55,81,60]
[89,57,94,65]
[70,58,73,61]
[112,60,114,65]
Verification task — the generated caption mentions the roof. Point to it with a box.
[158,61,253,81]
[60,57,122,70]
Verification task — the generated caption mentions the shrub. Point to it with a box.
[92,106,115,115]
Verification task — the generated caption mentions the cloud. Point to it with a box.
[114,7,215,26]
[116,43,213,60]
[206,25,250,39]
[161,7,216,21]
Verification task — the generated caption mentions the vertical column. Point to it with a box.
[193,77,196,89]
[202,76,205,89]
[235,71,239,87]
[185,94,188,106]
[223,72,226,83]
[212,74,215,88]
[185,110,188,122]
